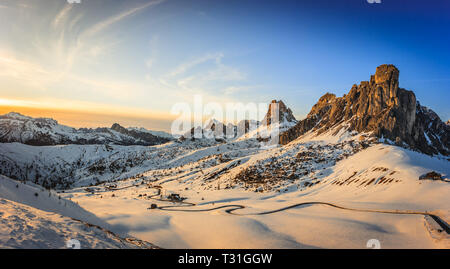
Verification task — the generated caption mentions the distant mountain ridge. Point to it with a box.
[0,112,172,146]
[182,100,297,141]
[280,64,450,156]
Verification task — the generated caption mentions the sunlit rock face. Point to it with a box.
[280,64,450,156]
[262,100,297,126]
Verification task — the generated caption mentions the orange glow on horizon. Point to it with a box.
[0,101,175,132]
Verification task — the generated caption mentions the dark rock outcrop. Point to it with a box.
[280,64,450,156]
[419,171,444,181]
[184,119,255,140]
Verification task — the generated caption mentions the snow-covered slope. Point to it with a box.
[0,140,226,188]
[64,140,449,248]
[0,175,158,248]
[0,175,106,227]
[307,144,450,210]
[1,119,449,248]
[0,198,157,249]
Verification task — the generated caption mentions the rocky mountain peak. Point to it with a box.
[111,123,127,133]
[280,64,449,156]
[1,112,32,120]
[263,100,297,126]
[373,64,399,85]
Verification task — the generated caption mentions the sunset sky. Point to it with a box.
[0,0,449,131]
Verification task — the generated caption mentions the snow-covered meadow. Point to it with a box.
[56,131,450,249]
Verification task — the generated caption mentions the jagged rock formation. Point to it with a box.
[184,119,258,140]
[262,100,297,126]
[110,123,171,145]
[183,100,297,140]
[280,64,450,156]
[0,112,172,146]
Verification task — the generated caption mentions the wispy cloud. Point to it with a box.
[34,0,166,74]
[0,0,260,124]
[167,52,224,78]
[166,52,246,93]
[83,0,166,38]
[68,12,84,31]
[0,51,58,90]
[52,4,73,28]
[153,52,250,105]
[0,51,146,100]
[145,35,159,69]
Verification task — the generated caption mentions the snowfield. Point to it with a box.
[0,198,156,249]
[1,119,449,249]
[53,131,450,249]
[0,175,158,249]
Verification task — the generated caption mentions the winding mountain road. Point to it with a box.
[102,185,450,235]
[150,196,450,234]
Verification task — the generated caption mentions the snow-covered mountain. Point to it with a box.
[262,99,297,126]
[237,100,298,141]
[0,112,172,146]
[181,118,256,141]
[127,126,173,139]
[181,100,297,141]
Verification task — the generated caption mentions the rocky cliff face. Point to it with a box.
[280,64,450,156]
[262,100,297,126]
[0,112,172,146]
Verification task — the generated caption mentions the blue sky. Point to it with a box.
[0,0,449,130]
